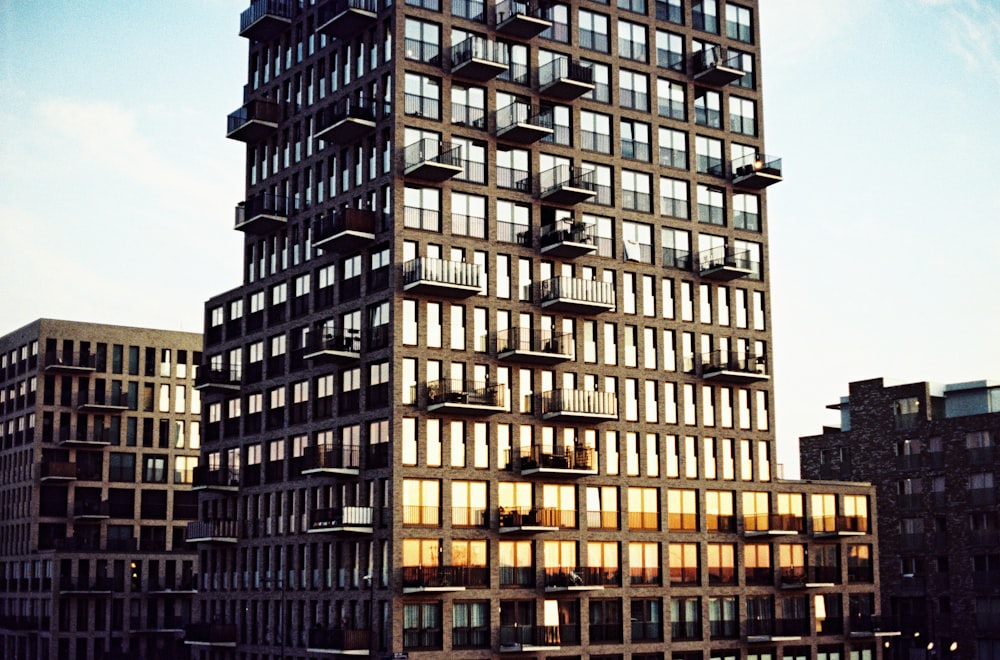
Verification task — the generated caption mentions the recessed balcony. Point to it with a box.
[191,466,239,492]
[540,220,597,257]
[849,615,901,638]
[308,506,374,534]
[537,59,594,100]
[544,567,606,592]
[39,460,77,481]
[499,625,561,652]
[402,257,483,297]
[449,37,509,81]
[538,166,597,205]
[697,246,757,281]
[184,623,238,647]
[700,350,769,383]
[426,379,506,414]
[313,208,380,253]
[73,500,110,520]
[298,443,361,476]
[540,276,615,314]
[692,46,747,86]
[745,618,808,643]
[235,192,289,234]
[148,576,198,594]
[186,520,239,544]
[403,139,464,181]
[44,352,96,374]
[402,565,488,593]
[541,389,618,422]
[495,102,554,144]
[77,392,128,413]
[226,98,280,142]
[743,514,804,537]
[194,364,241,392]
[58,577,113,594]
[304,329,361,363]
[314,99,379,145]
[317,0,378,40]
[239,0,295,40]
[494,0,552,39]
[813,515,868,537]
[513,445,598,477]
[498,507,560,534]
[58,427,114,447]
[779,567,837,589]
[307,628,371,655]
[732,152,783,189]
[496,328,573,365]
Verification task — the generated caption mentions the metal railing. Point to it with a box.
[537,59,593,86]
[402,565,489,588]
[495,102,553,132]
[311,506,374,528]
[403,257,481,289]
[540,276,614,307]
[541,388,618,417]
[426,379,504,407]
[403,139,462,169]
[227,98,280,134]
[513,445,596,472]
[732,152,783,178]
[537,165,596,196]
[496,327,572,355]
[240,0,295,32]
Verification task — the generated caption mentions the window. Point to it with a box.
[405,18,440,62]
[622,170,652,212]
[660,177,689,219]
[628,487,659,530]
[404,186,441,231]
[695,89,721,128]
[618,0,645,14]
[708,543,736,585]
[726,4,753,42]
[709,596,738,638]
[667,489,697,531]
[893,396,921,429]
[589,599,623,643]
[540,2,569,42]
[453,137,486,183]
[730,96,757,135]
[403,479,441,526]
[581,110,613,154]
[695,135,724,176]
[734,193,760,231]
[403,602,442,650]
[582,59,610,103]
[579,11,610,52]
[451,192,486,238]
[453,601,489,648]
[109,453,135,482]
[659,127,687,170]
[698,185,725,225]
[632,598,663,642]
[743,491,769,531]
[499,540,533,586]
[692,0,719,33]
[173,456,197,484]
[621,120,651,162]
[671,597,701,640]
[142,455,167,483]
[656,30,684,70]
[452,84,486,129]
[404,73,441,119]
[618,21,647,61]
[669,542,699,585]
[542,103,572,146]
[619,69,649,111]
[731,48,755,88]
[657,78,685,120]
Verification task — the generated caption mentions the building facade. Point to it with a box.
[192,0,887,658]
[801,378,1000,660]
[0,319,203,660]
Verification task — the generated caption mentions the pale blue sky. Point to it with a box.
[1,0,998,475]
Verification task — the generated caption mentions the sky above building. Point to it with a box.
[1,0,997,475]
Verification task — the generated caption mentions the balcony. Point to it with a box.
[184,623,238,647]
[544,566,605,592]
[698,245,757,281]
[426,379,505,414]
[314,98,380,145]
[73,500,109,519]
[700,350,769,383]
[309,506,374,534]
[496,328,573,365]
[317,0,378,39]
[732,152,783,189]
[692,46,746,86]
[540,276,615,314]
[77,392,129,412]
[402,565,488,593]
[299,443,361,476]
[745,618,809,642]
[538,166,597,205]
[449,37,508,80]
[403,139,464,181]
[494,0,552,39]
[498,507,560,534]
[307,628,370,655]
[39,460,77,481]
[849,615,901,638]
[194,364,241,392]
[148,576,198,594]
[499,625,561,652]
[778,565,838,589]
[304,330,361,363]
[58,577,113,594]
[540,220,597,257]
[813,515,868,536]
[44,352,96,374]
[313,208,379,252]
[239,0,294,40]
[513,445,598,477]
[186,520,239,544]
[537,59,594,100]
[191,466,239,492]
[541,389,618,422]
[226,98,280,142]
[402,257,483,297]
[235,192,289,234]
[743,514,804,536]
[495,102,554,144]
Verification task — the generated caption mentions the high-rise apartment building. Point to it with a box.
[800,378,1000,660]
[0,319,203,660]
[191,1,888,658]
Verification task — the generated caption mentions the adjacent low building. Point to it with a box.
[800,377,1000,660]
[0,319,203,660]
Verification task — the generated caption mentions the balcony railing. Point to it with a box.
[402,565,489,591]
[495,102,554,143]
[73,500,110,518]
[426,379,505,413]
[194,364,241,391]
[699,350,768,383]
[298,443,361,474]
[499,625,560,651]
[310,506,374,532]
[541,389,618,421]
[540,276,615,313]
[449,37,509,80]
[40,460,77,481]
[732,152,783,189]
[76,391,128,412]
[537,165,597,204]
[746,617,809,639]
[313,208,380,252]
[813,515,868,535]
[235,191,290,233]
[498,507,560,532]
[307,628,370,652]
[692,45,746,86]
[537,59,594,99]
[59,576,113,593]
[239,0,295,40]
[191,466,239,491]
[226,98,280,142]
[743,514,804,535]
[402,257,482,296]
[497,328,573,364]
[44,351,96,373]
[304,329,361,363]
[494,0,552,38]
[186,520,239,543]
[540,220,596,257]
[544,566,606,591]
[513,445,597,475]
[317,0,379,39]
[403,139,464,181]
[184,623,238,646]
[314,97,382,144]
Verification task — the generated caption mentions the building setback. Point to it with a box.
[0,318,203,660]
[191,0,889,658]
[800,378,1000,660]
